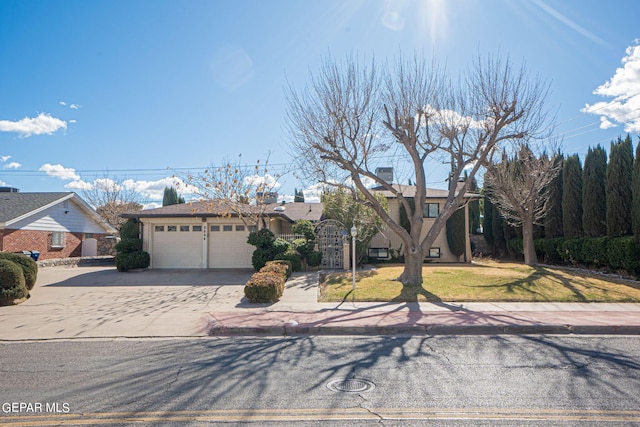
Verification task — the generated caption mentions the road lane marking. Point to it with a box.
[2,407,640,425]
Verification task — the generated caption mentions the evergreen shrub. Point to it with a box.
[244,271,285,303]
[274,249,302,272]
[0,259,28,304]
[0,252,38,290]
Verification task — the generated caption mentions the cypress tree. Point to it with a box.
[562,154,583,238]
[162,186,185,206]
[606,135,633,236]
[294,188,305,202]
[582,145,607,237]
[483,186,494,248]
[632,139,640,241]
[544,154,564,238]
[446,207,466,260]
[492,204,506,256]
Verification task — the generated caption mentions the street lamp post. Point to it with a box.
[350,225,357,292]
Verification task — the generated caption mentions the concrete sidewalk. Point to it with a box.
[1,266,639,340]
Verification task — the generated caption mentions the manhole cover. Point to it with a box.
[326,379,375,393]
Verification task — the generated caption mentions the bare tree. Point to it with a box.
[484,144,561,265]
[286,53,553,286]
[81,175,145,231]
[181,155,284,228]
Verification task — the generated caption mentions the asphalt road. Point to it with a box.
[1,336,639,426]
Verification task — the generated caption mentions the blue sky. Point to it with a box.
[1,0,639,207]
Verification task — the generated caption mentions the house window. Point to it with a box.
[155,226,165,232]
[236,225,245,232]
[167,226,177,232]
[368,248,389,259]
[424,203,439,218]
[428,247,441,258]
[85,233,94,239]
[192,225,202,232]
[51,232,65,248]
[180,225,190,232]
[248,225,257,233]
[211,225,220,232]
[223,225,233,232]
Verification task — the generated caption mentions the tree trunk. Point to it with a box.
[398,249,424,286]
[522,218,537,266]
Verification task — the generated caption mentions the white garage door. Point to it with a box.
[208,223,253,268]
[152,224,203,268]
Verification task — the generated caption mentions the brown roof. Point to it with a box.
[372,184,480,199]
[122,201,323,223]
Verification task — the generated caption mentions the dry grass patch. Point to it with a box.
[319,262,640,303]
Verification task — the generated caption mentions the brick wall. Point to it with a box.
[1,229,84,260]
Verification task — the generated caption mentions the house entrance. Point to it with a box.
[315,220,346,269]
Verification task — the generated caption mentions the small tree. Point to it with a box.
[606,135,633,237]
[468,174,481,234]
[482,186,494,249]
[485,144,561,265]
[294,188,305,203]
[562,154,583,238]
[81,175,145,231]
[181,155,284,228]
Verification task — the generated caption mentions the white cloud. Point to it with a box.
[59,101,67,106]
[302,183,325,203]
[1,155,11,162]
[4,162,21,169]
[243,173,281,190]
[69,104,80,109]
[0,113,67,137]
[39,163,80,181]
[69,119,77,124]
[122,177,197,201]
[65,179,93,191]
[582,44,640,133]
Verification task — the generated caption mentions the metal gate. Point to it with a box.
[315,220,346,269]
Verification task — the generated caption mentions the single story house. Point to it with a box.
[368,184,478,263]
[122,201,323,269]
[0,189,117,260]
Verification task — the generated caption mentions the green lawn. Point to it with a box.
[319,261,640,303]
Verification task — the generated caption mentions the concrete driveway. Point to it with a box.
[0,266,319,340]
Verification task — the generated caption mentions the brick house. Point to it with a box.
[0,190,116,260]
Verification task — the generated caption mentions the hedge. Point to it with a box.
[0,259,28,304]
[244,271,285,303]
[0,252,38,290]
[115,251,151,272]
[530,236,639,275]
[263,260,291,279]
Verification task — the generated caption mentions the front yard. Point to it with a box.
[319,261,640,303]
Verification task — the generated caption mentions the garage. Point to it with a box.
[208,222,253,268]
[151,224,203,269]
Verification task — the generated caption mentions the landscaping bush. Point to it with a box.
[507,238,524,258]
[274,249,302,272]
[0,259,28,304]
[582,237,608,267]
[266,260,292,279]
[119,219,140,239]
[247,229,291,271]
[307,250,322,267]
[0,252,38,290]
[115,251,150,272]
[244,271,285,303]
[115,238,143,254]
[559,238,585,264]
[607,236,639,272]
[542,238,564,264]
